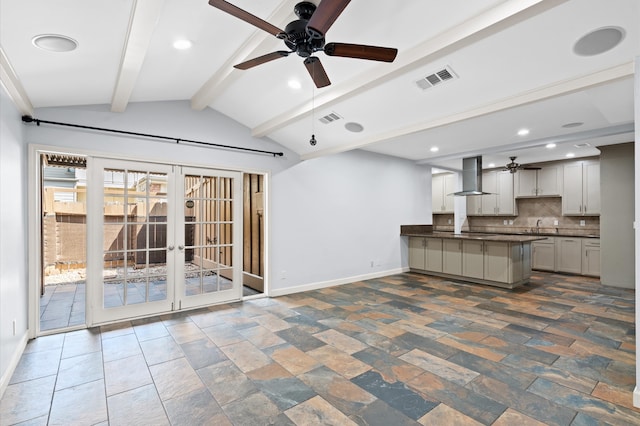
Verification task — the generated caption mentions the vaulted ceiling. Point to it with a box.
[1,0,637,170]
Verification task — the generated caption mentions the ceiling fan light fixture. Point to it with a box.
[32,34,78,52]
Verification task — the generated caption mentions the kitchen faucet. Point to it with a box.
[536,219,542,234]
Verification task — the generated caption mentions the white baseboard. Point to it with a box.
[0,331,29,399]
[634,386,640,408]
[269,267,409,297]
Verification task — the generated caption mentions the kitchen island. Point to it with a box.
[401,226,546,289]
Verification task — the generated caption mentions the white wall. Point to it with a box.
[0,89,29,395]
[271,149,431,292]
[25,101,431,293]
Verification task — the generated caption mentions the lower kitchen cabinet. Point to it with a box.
[557,238,583,274]
[582,239,600,277]
[408,235,534,288]
[443,239,463,275]
[408,237,442,272]
[532,238,555,271]
[462,240,484,279]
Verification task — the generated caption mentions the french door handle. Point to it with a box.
[167,245,175,251]
[178,245,185,251]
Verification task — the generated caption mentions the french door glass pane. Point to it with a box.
[183,173,236,297]
[102,167,169,308]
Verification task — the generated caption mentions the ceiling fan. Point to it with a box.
[208,0,398,88]
[503,156,541,174]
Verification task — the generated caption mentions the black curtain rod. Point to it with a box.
[21,115,284,157]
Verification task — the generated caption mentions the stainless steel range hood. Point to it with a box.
[453,156,490,196]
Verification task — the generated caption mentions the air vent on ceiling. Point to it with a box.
[318,112,342,124]
[415,66,458,90]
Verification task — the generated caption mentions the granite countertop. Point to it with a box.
[402,231,548,243]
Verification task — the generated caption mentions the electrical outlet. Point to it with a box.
[580,220,585,226]
[503,220,507,225]
[447,219,452,225]
[509,220,514,225]
[554,220,559,226]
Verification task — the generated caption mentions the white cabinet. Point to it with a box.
[462,240,484,279]
[432,173,456,214]
[532,238,555,271]
[469,171,516,216]
[442,239,462,275]
[408,237,442,272]
[516,166,562,197]
[562,160,600,215]
[557,238,582,274]
[582,239,600,277]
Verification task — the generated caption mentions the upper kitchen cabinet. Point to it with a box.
[479,170,516,216]
[432,173,456,214]
[515,165,562,197]
[562,160,600,215]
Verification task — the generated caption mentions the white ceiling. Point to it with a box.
[1,0,637,171]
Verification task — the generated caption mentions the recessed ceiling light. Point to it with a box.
[574,27,625,56]
[344,122,364,133]
[562,122,584,128]
[566,153,575,158]
[517,128,530,136]
[488,163,495,168]
[287,79,302,90]
[545,143,556,149]
[32,34,78,52]
[173,39,192,50]
[430,147,439,153]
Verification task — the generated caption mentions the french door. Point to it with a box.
[89,158,242,325]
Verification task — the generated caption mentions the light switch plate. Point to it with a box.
[580,220,585,226]
[554,220,559,226]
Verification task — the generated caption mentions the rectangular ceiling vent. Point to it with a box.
[318,112,342,124]
[415,66,458,90]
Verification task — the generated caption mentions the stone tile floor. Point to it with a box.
[4,271,638,425]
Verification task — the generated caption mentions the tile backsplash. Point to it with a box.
[433,197,599,236]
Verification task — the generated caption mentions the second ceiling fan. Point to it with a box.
[208,0,398,88]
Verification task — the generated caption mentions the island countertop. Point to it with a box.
[401,231,548,243]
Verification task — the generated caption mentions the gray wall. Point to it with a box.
[0,89,29,392]
[600,143,635,289]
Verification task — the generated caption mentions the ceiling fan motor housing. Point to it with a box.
[284,19,325,57]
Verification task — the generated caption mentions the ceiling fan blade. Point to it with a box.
[304,57,331,88]
[234,51,290,70]
[208,0,285,37]
[306,0,351,39]
[324,43,398,62]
